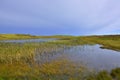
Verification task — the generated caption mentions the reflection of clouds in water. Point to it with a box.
[64,45,120,71]
[35,44,120,71]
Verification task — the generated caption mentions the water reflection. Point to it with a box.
[34,47,68,65]
[0,38,56,43]
[65,45,120,71]
[35,44,120,71]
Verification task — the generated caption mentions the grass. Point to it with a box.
[0,34,120,80]
[71,35,120,51]
[0,34,40,40]
[0,34,74,40]
[87,68,120,80]
[0,42,86,80]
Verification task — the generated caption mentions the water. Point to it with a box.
[1,38,120,71]
[64,45,120,71]
[35,44,120,71]
[0,38,56,43]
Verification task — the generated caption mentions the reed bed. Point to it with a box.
[0,42,68,64]
[0,41,92,80]
[0,34,120,80]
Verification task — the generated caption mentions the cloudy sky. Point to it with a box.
[0,0,120,35]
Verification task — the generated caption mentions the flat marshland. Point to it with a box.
[0,34,120,80]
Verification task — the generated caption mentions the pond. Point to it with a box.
[35,44,120,71]
[1,38,120,72]
[0,38,56,43]
[65,45,120,71]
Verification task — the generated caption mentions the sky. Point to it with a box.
[0,0,120,35]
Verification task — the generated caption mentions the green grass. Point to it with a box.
[0,34,74,40]
[76,35,120,51]
[87,68,120,80]
[0,34,120,80]
[0,41,87,79]
[0,34,40,40]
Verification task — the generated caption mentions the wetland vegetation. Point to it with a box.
[0,34,120,80]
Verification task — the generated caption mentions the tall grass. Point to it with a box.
[0,34,120,79]
[75,35,120,51]
[87,68,120,80]
[0,41,91,80]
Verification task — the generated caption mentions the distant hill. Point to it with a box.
[0,34,74,40]
[0,34,40,40]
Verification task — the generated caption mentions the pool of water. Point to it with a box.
[1,38,120,71]
[0,38,56,43]
[65,45,120,71]
[35,44,120,71]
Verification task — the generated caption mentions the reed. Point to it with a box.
[0,34,120,79]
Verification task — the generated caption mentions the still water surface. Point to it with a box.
[1,39,120,71]
[0,38,56,43]
[65,45,120,71]
[35,44,120,71]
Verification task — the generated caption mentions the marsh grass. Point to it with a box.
[87,68,120,80]
[0,43,57,63]
[0,57,89,80]
[72,35,120,51]
[0,34,40,40]
[0,34,120,80]
[0,41,92,80]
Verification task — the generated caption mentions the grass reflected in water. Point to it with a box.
[0,34,120,80]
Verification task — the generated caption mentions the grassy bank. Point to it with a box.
[0,34,120,80]
[87,68,120,80]
[76,35,120,51]
[0,42,89,80]
[0,34,40,40]
[1,34,119,51]
[0,34,74,40]
[52,35,120,51]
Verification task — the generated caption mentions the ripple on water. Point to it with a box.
[35,44,120,71]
